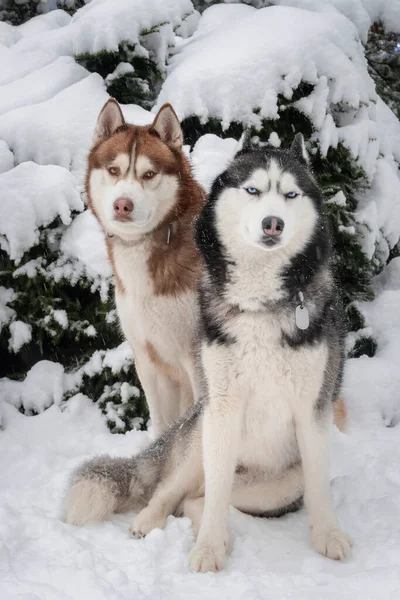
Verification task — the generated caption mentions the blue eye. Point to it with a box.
[286,191,298,199]
[245,187,259,195]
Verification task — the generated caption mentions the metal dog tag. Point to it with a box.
[295,292,309,330]
[295,305,309,330]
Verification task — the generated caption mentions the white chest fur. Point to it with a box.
[113,240,198,364]
[203,311,328,474]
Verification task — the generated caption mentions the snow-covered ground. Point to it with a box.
[1,332,400,599]
[1,0,400,597]
[2,255,400,599]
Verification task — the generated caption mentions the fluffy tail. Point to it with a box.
[62,402,203,527]
[62,455,152,526]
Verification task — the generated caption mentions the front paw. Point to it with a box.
[311,525,352,560]
[129,506,167,538]
[189,541,226,573]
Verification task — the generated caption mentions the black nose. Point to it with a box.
[262,216,284,237]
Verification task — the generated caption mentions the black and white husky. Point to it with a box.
[63,135,352,572]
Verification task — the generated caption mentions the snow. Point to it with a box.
[0,56,88,118]
[0,140,13,173]
[84,325,97,337]
[353,98,400,263]
[0,287,15,330]
[247,0,400,41]
[105,62,135,85]
[0,360,65,413]
[0,45,49,88]
[0,0,196,88]
[52,310,69,329]
[102,341,134,374]
[17,8,71,36]
[362,0,400,34]
[120,381,140,403]
[1,352,400,597]
[60,210,112,281]
[356,158,400,261]
[344,258,400,432]
[8,320,32,353]
[70,0,197,60]
[0,74,109,179]
[159,5,375,129]
[190,133,239,191]
[0,342,135,418]
[159,4,389,179]
[327,191,347,206]
[374,256,400,293]
[268,131,281,148]
[0,22,21,47]
[0,162,82,262]
[376,96,400,165]
[120,103,153,126]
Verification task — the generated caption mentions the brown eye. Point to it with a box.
[143,170,156,180]
[108,166,120,176]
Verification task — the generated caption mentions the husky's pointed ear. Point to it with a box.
[290,133,309,165]
[151,103,183,150]
[94,99,125,144]
[235,129,252,156]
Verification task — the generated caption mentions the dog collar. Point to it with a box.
[107,223,173,246]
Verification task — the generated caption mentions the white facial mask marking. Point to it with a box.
[89,151,179,240]
[215,162,317,257]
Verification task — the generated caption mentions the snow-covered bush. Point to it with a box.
[159,3,400,348]
[1,0,400,430]
[0,0,199,431]
[366,23,400,120]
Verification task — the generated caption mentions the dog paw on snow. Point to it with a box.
[189,542,227,573]
[311,525,352,560]
[129,506,167,538]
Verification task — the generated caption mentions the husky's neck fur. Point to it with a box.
[199,238,339,351]
[229,239,332,311]
[106,220,174,247]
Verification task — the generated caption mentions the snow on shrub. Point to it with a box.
[0,0,399,430]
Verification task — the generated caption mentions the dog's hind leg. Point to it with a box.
[130,432,203,538]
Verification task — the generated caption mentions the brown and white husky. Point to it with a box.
[86,99,206,436]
